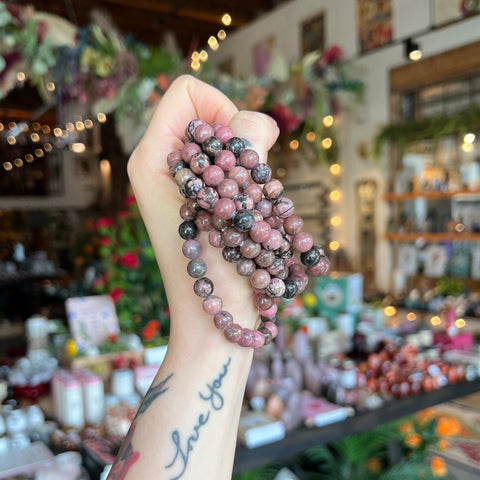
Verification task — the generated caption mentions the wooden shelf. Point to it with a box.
[384,189,480,202]
[233,378,480,474]
[385,232,480,242]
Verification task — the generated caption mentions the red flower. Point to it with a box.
[97,237,112,246]
[108,332,118,343]
[121,252,140,269]
[96,217,114,229]
[125,196,136,207]
[142,320,161,341]
[117,210,130,219]
[110,287,124,304]
[269,103,302,134]
[322,45,344,64]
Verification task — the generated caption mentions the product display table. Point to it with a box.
[233,378,480,473]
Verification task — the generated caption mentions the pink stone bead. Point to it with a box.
[213,198,236,219]
[167,149,182,166]
[255,249,275,268]
[214,150,236,171]
[249,220,271,243]
[217,179,239,198]
[284,215,304,235]
[240,238,261,259]
[273,197,295,218]
[238,149,259,169]
[222,227,246,247]
[308,256,330,276]
[203,165,225,186]
[196,187,219,210]
[293,232,314,253]
[259,303,278,318]
[244,183,264,203]
[181,142,201,163]
[208,230,225,248]
[238,328,255,347]
[195,211,214,231]
[251,330,266,349]
[285,255,299,267]
[190,153,211,174]
[193,124,214,143]
[289,264,307,277]
[213,310,233,330]
[228,166,250,189]
[256,198,273,218]
[180,203,196,220]
[266,278,286,298]
[263,179,284,200]
[211,122,224,133]
[215,126,235,144]
[224,323,242,343]
[263,321,278,339]
[236,257,256,276]
[233,194,254,211]
[252,210,264,222]
[262,229,283,250]
[250,269,271,289]
[203,296,223,315]
[264,215,283,229]
[255,293,275,310]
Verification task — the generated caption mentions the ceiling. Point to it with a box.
[18,0,289,55]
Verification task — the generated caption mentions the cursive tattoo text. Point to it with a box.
[199,356,231,410]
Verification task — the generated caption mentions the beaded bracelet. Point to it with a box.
[167,119,330,348]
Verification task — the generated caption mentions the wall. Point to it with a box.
[211,0,480,291]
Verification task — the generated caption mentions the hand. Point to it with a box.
[128,75,279,351]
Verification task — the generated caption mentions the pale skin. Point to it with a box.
[107,75,279,480]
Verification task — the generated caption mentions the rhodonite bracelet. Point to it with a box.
[167,119,330,348]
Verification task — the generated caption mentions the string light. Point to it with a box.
[65,122,75,132]
[430,316,441,326]
[208,36,218,48]
[329,240,340,251]
[384,306,397,316]
[330,216,342,227]
[69,143,86,153]
[306,132,315,142]
[191,60,201,71]
[41,125,51,134]
[406,312,417,321]
[8,122,17,130]
[462,142,474,153]
[46,81,55,92]
[16,72,25,82]
[30,133,40,142]
[84,119,93,129]
[32,122,41,131]
[221,13,232,26]
[191,51,200,61]
[25,154,34,162]
[53,128,62,137]
[14,158,23,167]
[217,29,227,40]
[329,163,342,176]
[34,148,44,157]
[43,143,53,152]
[3,162,13,171]
[329,190,342,202]
[76,121,85,131]
[199,50,208,62]
[0,123,3,132]
[455,318,465,328]
[97,113,107,123]
[464,133,476,144]
[7,136,16,145]
[323,115,334,127]
[289,139,299,150]
[322,137,333,149]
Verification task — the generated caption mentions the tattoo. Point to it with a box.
[108,373,174,480]
[199,357,231,410]
[165,357,232,480]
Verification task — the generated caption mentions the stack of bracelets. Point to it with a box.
[167,119,330,349]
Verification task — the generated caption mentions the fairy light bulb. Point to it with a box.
[330,216,342,227]
[25,154,34,162]
[406,312,417,321]
[217,30,227,40]
[84,119,93,129]
[329,240,339,251]
[384,306,397,316]
[329,163,342,176]
[3,162,13,171]
[199,50,208,62]
[221,13,232,26]
[323,115,334,127]
[455,318,465,328]
[97,113,107,123]
[14,158,23,167]
[329,190,341,202]
[46,81,55,92]
[289,139,299,150]
[306,132,315,142]
[191,60,201,71]
[30,133,40,142]
[430,316,441,326]
[191,51,200,61]
[322,137,332,149]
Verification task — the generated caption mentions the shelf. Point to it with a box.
[233,378,480,474]
[384,189,480,202]
[385,232,480,242]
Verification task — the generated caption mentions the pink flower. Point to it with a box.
[269,103,302,134]
[110,287,124,304]
[322,45,344,64]
[96,217,114,229]
[97,237,112,246]
[125,196,136,207]
[121,252,139,269]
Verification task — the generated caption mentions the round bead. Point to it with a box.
[264,215,282,229]
[277,239,294,259]
[267,258,287,277]
[224,323,242,343]
[240,238,261,259]
[212,215,231,230]
[214,150,236,171]
[293,232,314,253]
[187,258,207,278]
[233,193,255,211]
[284,215,304,235]
[252,210,264,222]
[197,187,219,210]
[263,321,278,339]
[265,278,286,298]
[211,122,224,133]
[250,269,271,289]
[273,197,295,218]
[194,124,214,144]
[238,149,259,169]
[222,227,246,247]
[259,303,278,318]
[228,166,250,189]
[217,179,239,199]
[203,165,225,186]
[255,198,273,218]
[255,293,275,310]
[175,168,195,188]
[262,229,283,251]
[236,257,256,276]
[167,149,182,166]
[203,295,223,315]
[251,163,272,184]
[195,211,214,231]
[233,209,255,232]
[238,328,255,347]
[300,245,323,267]
[180,203,196,220]
[215,126,235,144]
[169,159,187,177]
[225,137,246,157]
[283,279,298,299]
[259,327,273,345]
[208,230,225,248]
[194,277,214,298]
[186,119,204,139]
[244,183,264,203]
[263,179,284,200]
[178,220,198,240]
[190,153,211,174]
[251,330,266,349]
[222,246,241,263]
[214,311,233,330]
[249,221,271,243]
[202,136,223,157]
[181,142,202,163]
[307,255,330,276]
[184,177,204,198]
[213,198,236,220]
[182,239,202,259]
[255,249,275,268]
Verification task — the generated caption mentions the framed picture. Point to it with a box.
[357,0,393,53]
[301,11,325,56]
[397,244,418,276]
[253,36,276,77]
[432,0,480,27]
[424,245,448,278]
[472,248,480,280]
